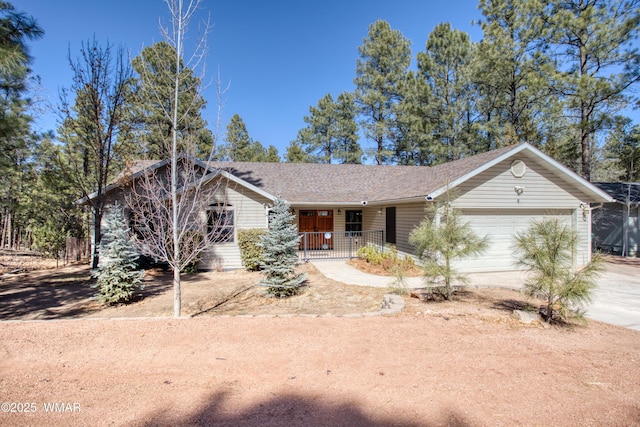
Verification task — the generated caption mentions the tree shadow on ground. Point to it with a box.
[142,391,473,427]
[0,265,172,320]
[492,298,538,312]
[450,288,539,314]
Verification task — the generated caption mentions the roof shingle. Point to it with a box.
[208,144,517,204]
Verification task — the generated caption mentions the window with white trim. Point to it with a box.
[207,203,234,243]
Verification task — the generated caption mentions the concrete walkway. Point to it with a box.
[310,259,527,290]
[310,259,640,331]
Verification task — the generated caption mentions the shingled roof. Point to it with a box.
[209,144,518,204]
[593,182,640,204]
[84,142,611,205]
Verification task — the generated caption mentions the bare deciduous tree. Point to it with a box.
[125,153,232,306]
[125,0,227,317]
[58,38,133,269]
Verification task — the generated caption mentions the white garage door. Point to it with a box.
[456,209,574,272]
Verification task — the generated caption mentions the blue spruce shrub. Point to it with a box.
[92,204,145,305]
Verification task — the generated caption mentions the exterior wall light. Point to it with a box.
[579,202,589,221]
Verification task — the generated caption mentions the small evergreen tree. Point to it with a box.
[514,218,603,323]
[409,199,489,299]
[259,197,306,297]
[92,204,144,305]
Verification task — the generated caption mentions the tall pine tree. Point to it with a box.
[0,2,43,249]
[393,71,434,165]
[220,114,276,161]
[284,140,309,163]
[474,0,556,151]
[130,41,214,159]
[296,92,361,164]
[545,0,640,180]
[417,23,477,163]
[354,20,411,164]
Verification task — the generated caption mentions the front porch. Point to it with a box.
[298,230,384,260]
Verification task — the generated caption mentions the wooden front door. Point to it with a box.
[299,210,334,249]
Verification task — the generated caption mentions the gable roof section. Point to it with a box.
[77,157,220,205]
[76,159,164,205]
[207,144,515,204]
[427,142,613,203]
[87,143,612,206]
[210,143,612,205]
[593,182,640,204]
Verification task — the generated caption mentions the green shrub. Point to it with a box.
[238,229,267,271]
[357,244,417,274]
[357,244,386,265]
[180,231,203,274]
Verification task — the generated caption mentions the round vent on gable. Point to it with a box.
[510,160,526,178]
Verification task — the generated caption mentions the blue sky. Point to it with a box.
[16,0,485,158]
[16,0,638,159]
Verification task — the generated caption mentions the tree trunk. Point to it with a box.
[445,257,451,300]
[5,211,11,249]
[91,210,102,269]
[171,0,184,318]
[579,23,591,181]
[546,294,553,323]
[173,267,181,318]
[1,209,7,248]
[580,103,592,181]
[376,135,383,165]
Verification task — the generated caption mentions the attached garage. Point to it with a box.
[457,209,575,272]
[424,145,604,272]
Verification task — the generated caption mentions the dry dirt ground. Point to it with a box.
[0,251,639,426]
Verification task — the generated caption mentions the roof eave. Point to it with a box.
[286,195,431,207]
[76,157,220,206]
[220,170,277,202]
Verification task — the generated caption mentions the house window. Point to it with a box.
[345,210,363,234]
[127,203,156,239]
[208,204,234,243]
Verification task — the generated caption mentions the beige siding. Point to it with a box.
[575,208,591,266]
[200,184,272,270]
[356,202,427,256]
[395,203,428,255]
[453,153,583,210]
[384,154,594,271]
[449,154,593,268]
[363,207,384,232]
